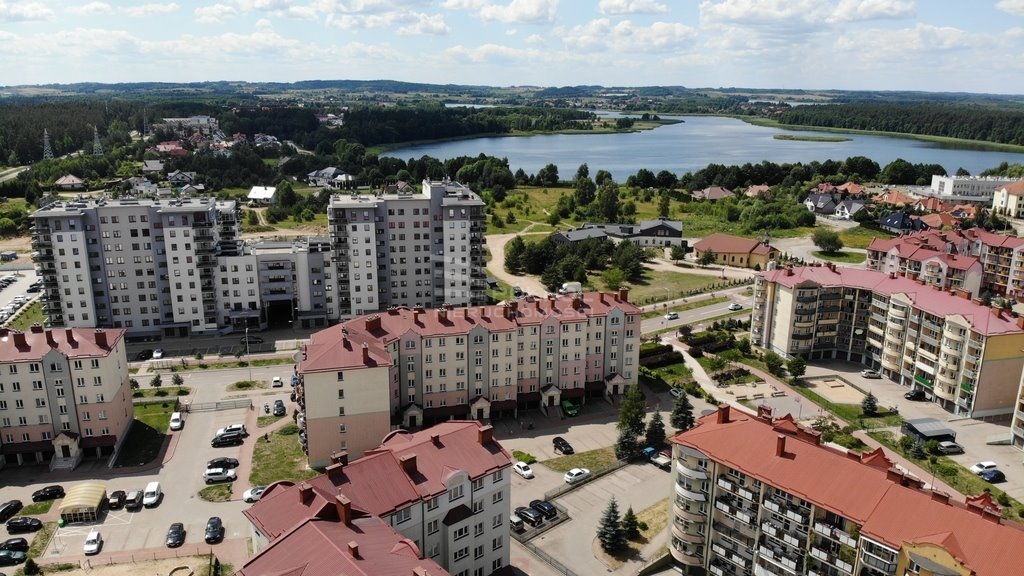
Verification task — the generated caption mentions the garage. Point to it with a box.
[59,482,107,524]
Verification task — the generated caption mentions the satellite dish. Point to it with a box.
[854,329,864,335]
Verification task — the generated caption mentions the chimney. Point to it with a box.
[982,508,1002,524]
[362,343,370,364]
[347,541,360,558]
[413,310,421,325]
[889,272,897,279]
[972,297,984,306]
[299,482,314,503]
[365,315,381,332]
[463,308,471,321]
[327,451,349,478]
[481,307,488,320]
[65,329,76,344]
[478,424,494,446]
[571,297,582,311]
[885,467,904,484]
[431,433,441,447]
[756,404,773,421]
[438,308,447,322]
[992,307,1003,319]
[1017,315,1024,330]
[930,490,951,505]
[716,404,731,424]
[12,332,26,348]
[94,329,108,349]
[599,292,606,305]
[414,568,429,576]
[336,494,352,526]
[618,287,630,302]
[775,435,786,457]
[785,267,793,277]
[400,453,417,476]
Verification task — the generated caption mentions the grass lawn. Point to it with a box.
[228,380,269,391]
[132,386,190,398]
[26,521,56,561]
[838,226,890,249]
[20,500,53,516]
[250,423,319,485]
[641,296,729,320]
[257,414,285,428]
[599,497,672,569]
[790,385,902,429]
[593,269,726,305]
[652,359,694,387]
[542,446,618,474]
[813,250,866,264]
[272,212,328,230]
[198,484,233,503]
[169,357,295,373]
[114,402,174,467]
[6,300,43,331]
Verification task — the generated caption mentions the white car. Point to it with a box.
[728,302,743,311]
[970,461,999,475]
[513,462,534,479]
[243,486,267,503]
[860,369,881,379]
[168,412,184,431]
[272,376,283,388]
[152,349,164,359]
[216,424,247,437]
[203,467,238,484]
[563,468,591,484]
[83,529,103,555]
[664,312,679,320]
[669,387,683,398]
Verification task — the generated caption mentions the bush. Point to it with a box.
[132,391,143,398]
[278,423,300,435]
[176,388,190,396]
[154,389,168,397]
[898,434,916,452]
[997,492,1011,506]
[512,450,537,465]
[24,558,40,575]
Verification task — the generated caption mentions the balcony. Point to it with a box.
[813,521,858,548]
[714,496,757,525]
[914,375,934,390]
[758,543,802,573]
[712,543,752,570]
[675,481,706,502]
[810,546,854,574]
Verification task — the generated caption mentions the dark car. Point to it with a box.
[31,485,64,502]
[273,399,286,416]
[124,490,144,511]
[207,457,240,470]
[6,517,42,534]
[107,490,126,510]
[980,469,1006,483]
[904,389,927,401]
[553,436,574,455]
[514,506,543,527]
[205,517,224,544]
[135,349,154,361]
[0,503,21,524]
[0,550,26,566]
[211,431,245,447]
[240,335,264,345]
[0,538,28,552]
[529,499,557,520]
[166,523,186,548]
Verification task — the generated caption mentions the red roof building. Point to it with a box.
[669,406,1024,575]
[866,231,983,296]
[241,421,510,576]
[692,233,778,270]
[692,186,734,201]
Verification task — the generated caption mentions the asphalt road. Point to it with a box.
[640,291,753,334]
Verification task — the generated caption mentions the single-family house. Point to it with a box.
[875,189,916,207]
[834,199,866,220]
[166,170,196,186]
[692,233,778,269]
[179,184,206,196]
[152,141,187,158]
[307,167,350,188]
[813,182,837,194]
[804,193,838,215]
[745,184,772,198]
[248,186,277,205]
[141,160,165,174]
[879,211,929,234]
[551,227,608,245]
[916,212,958,229]
[949,204,979,220]
[914,196,952,213]
[54,174,85,191]
[125,176,157,195]
[835,181,866,196]
[692,186,734,201]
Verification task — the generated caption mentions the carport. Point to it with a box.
[59,482,107,523]
[902,418,956,442]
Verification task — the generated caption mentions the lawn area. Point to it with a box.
[26,521,56,561]
[228,380,269,391]
[198,484,233,503]
[650,359,694,388]
[132,386,190,398]
[542,446,618,474]
[813,250,866,264]
[592,269,728,306]
[20,500,53,516]
[599,497,672,569]
[641,296,729,319]
[169,357,295,372]
[250,423,319,485]
[114,402,175,467]
[838,225,890,249]
[257,414,285,428]
[790,384,902,429]
[6,300,43,330]
[272,212,328,230]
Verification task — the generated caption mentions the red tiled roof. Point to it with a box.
[916,197,951,212]
[301,293,639,374]
[693,233,774,256]
[745,184,771,197]
[998,180,1024,197]
[876,190,916,206]
[0,327,123,363]
[962,227,1024,249]
[671,409,1024,575]
[694,186,733,200]
[760,266,1022,335]
[915,213,956,229]
[836,181,865,195]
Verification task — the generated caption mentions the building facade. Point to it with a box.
[990,180,1024,218]
[0,327,131,469]
[669,405,1024,576]
[865,232,983,297]
[243,421,511,576]
[931,174,1018,200]
[752,265,1024,418]
[693,234,778,270]
[296,290,641,467]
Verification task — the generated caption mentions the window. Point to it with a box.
[336,371,344,381]
[492,513,503,528]
[448,485,464,502]
[492,490,503,504]
[339,424,347,433]
[473,500,483,514]
[492,536,503,551]
[394,507,411,524]
[427,519,439,534]
[472,478,484,492]
[492,469,503,482]
[454,547,469,561]
[426,496,439,511]
[474,544,484,559]
[453,526,468,540]
[338,407,345,416]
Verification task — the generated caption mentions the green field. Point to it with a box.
[838,226,890,249]
[250,423,319,485]
[114,402,175,467]
[6,300,44,331]
[542,446,618,473]
[813,250,866,264]
[593,269,731,305]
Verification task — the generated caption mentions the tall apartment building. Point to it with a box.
[242,421,511,576]
[296,290,641,467]
[0,327,130,469]
[326,179,487,319]
[752,265,1024,418]
[669,405,1024,576]
[930,174,1018,201]
[991,180,1024,218]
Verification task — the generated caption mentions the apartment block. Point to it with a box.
[296,290,641,467]
[242,421,511,576]
[669,405,1024,576]
[326,179,487,320]
[0,327,130,470]
[752,265,1024,418]
[930,174,1018,201]
[990,180,1024,218]
[865,231,983,297]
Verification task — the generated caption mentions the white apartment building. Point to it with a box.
[243,421,511,576]
[990,180,1024,218]
[752,264,1024,418]
[0,327,131,470]
[930,174,1018,200]
[297,290,641,467]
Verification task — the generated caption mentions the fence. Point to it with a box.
[543,458,629,501]
[520,540,581,576]
[182,399,253,413]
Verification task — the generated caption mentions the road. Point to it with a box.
[639,287,752,333]
[485,225,554,298]
[0,166,28,183]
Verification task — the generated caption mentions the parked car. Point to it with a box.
[243,486,267,503]
[529,499,557,520]
[563,468,591,484]
[5,517,42,534]
[82,530,103,555]
[513,462,534,479]
[936,441,964,455]
[970,461,999,475]
[203,468,237,484]
[514,506,543,527]
[0,503,21,524]
[980,469,1006,483]
[728,302,743,311]
[151,349,164,360]
[561,400,578,417]
[510,513,524,532]
[0,549,26,566]
[904,389,926,401]
[143,481,162,508]
[124,490,144,511]
[860,369,881,379]
[240,335,264,345]
[207,457,239,470]
[216,424,248,437]
[205,517,225,543]
[211,431,245,447]
[0,538,28,552]
[135,349,154,361]
[553,436,574,455]
[664,312,679,320]
[272,376,283,388]
[169,412,184,431]
[669,387,683,398]
[107,490,126,510]
[165,523,186,548]
[273,399,286,416]
[29,486,63,503]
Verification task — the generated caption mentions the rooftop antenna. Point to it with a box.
[42,129,53,160]
[92,126,103,156]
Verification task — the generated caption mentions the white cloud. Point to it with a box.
[234,0,294,11]
[124,3,180,17]
[255,18,274,31]
[68,2,113,16]
[997,0,1024,16]
[598,0,669,15]
[398,13,450,35]
[828,0,914,23]
[0,1,54,21]
[195,4,238,24]
[445,42,543,63]
[505,28,517,35]
[441,0,488,8]
[559,18,695,52]
[700,0,830,28]
[525,33,545,45]
[479,0,558,24]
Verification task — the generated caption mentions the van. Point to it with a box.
[142,482,161,507]
[509,513,524,533]
[124,490,143,511]
[168,412,183,431]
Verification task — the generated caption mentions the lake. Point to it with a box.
[385,115,1024,182]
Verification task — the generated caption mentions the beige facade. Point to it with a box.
[299,365,392,465]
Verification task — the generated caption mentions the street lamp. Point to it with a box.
[245,325,252,382]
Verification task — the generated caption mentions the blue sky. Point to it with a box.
[2,0,1024,93]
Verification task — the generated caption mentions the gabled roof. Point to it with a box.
[54,174,83,186]
[0,327,123,362]
[876,190,916,206]
[638,218,683,233]
[916,213,957,229]
[554,228,607,242]
[693,233,773,255]
[694,186,733,200]
[997,180,1024,197]
[836,199,865,214]
[880,211,928,232]
[248,186,277,200]
[835,181,865,195]
[745,184,771,197]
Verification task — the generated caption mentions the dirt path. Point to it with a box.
[485,227,550,296]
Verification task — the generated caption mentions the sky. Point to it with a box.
[2,0,1024,94]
